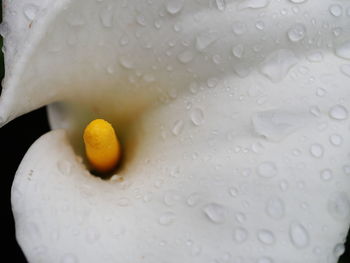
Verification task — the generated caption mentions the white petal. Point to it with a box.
[0,0,347,124]
[17,69,350,263]
[4,0,350,262]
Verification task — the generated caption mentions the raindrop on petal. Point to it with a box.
[335,41,350,60]
[329,134,343,147]
[328,192,350,221]
[329,105,348,120]
[196,31,218,51]
[237,0,270,10]
[23,4,39,21]
[177,50,195,64]
[171,120,184,136]
[159,212,176,225]
[232,21,247,36]
[287,23,306,42]
[329,4,343,17]
[307,51,323,63]
[320,169,333,181]
[191,108,205,126]
[309,143,324,158]
[232,44,244,58]
[215,0,226,11]
[203,203,226,224]
[232,227,248,243]
[333,243,345,257]
[257,229,275,245]
[257,162,278,178]
[165,0,184,15]
[186,193,201,207]
[265,197,285,219]
[289,222,310,249]
[259,49,298,82]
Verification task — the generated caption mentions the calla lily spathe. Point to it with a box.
[1,0,350,262]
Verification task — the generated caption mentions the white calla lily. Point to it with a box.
[1,0,350,262]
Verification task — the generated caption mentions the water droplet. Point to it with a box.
[60,253,78,263]
[329,134,343,146]
[23,4,39,21]
[191,108,204,126]
[165,0,184,15]
[196,31,218,51]
[289,0,307,3]
[177,50,194,64]
[340,64,350,77]
[207,78,218,88]
[163,191,181,206]
[143,73,155,83]
[316,87,326,97]
[257,229,275,245]
[235,212,247,223]
[159,212,176,225]
[237,0,270,10]
[309,143,324,158]
[309,105,321,117]
[57,160,72,176]
[329,4,343,17]
[289,222,310,249]
[99,7,114,27]
[232,44,244,58]
[335,41,350,60]
[259,49,298,82]
[257,257,274,263]
[328,192,350,221]
[119,56,134,69]
[212,54,222,64]
[252,110,307,141]
[320,169,333,181]
[257,162,278,178]
[136,15,147,26]
[203,203,226,224]
[228,187,239,197]
[0,22,9,39]
[232,227,248,243]
[329,105,348,120]
[187,193,201,207]
[333,243,345,257]
[215,0,226,11]
[171,120,184,136]
[255,21,265,30]
[232,21,247,35]
[106,66,115,74]
[266,197,285,219]
[287,23,306,42]
[119,35,129,46]
[307,51,323,63]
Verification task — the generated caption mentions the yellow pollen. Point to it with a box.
[83,119,121,173]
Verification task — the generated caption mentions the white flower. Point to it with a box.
[1,0,350,262]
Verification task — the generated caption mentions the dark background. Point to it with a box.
[0,3,349,263]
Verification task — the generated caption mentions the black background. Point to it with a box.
[0,3,349,263]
